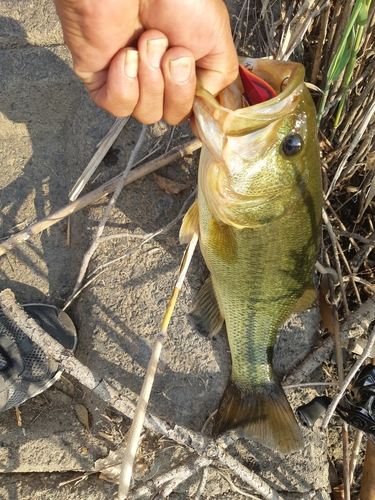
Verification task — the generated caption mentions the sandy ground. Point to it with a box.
[0,1,331,498]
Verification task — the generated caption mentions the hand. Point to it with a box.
[54,0,238,124]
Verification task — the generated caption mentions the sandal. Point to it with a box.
[0,304,77,412]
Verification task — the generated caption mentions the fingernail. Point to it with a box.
[169,57,192,83]
[124,50,138,78]
[147,38,168,69]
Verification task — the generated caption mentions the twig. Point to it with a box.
[277,0,329,61]
[360,438,375,498]
[333,228,375,246]
[153,457,206,499]
[86,189,197,279]
[283,382,339,389]
[323,60,375,115]
[233,0,249,50]
[342,275,375,292]
[311,1,330,85]
[333,233,361,304]
[321,325,375,431]
[164,125,176,153]
[70,117,130,201]
[0,288,283,500]
[68,126,147,302]
[218,469,261,498]
[284,294,375,386]
[62,189,197,310]
[324,238,351,500]
[194,466,209,500]
[323,208,349,316]
[0,139,202,257]
[128,455,211,499]
[342,422,351,500]
[325,199,360,252]
[349,430,363,484]
[117,233,199,499]
[327,98,375,196]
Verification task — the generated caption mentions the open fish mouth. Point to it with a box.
[194,57,306,139]
[193,58,307,170]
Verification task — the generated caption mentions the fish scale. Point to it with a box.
[199,177,316,387]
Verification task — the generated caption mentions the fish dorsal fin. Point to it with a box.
[179,199,199,244]
[192,276,224,337]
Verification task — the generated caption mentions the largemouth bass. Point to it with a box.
[180,58,322,453]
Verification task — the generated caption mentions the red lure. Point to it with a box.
[239,64,277,105]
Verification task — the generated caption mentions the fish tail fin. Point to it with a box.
[212,379,303,454]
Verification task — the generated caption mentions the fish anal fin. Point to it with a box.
[213,379,303,454]
[179,199,199,244]
[293,285,317,314]
[209,218,237,263]
[192,276,224,337]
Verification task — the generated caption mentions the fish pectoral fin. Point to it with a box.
[292,284,317,314]
[179,199,199,244]
[209,218,237,263]
[192,275,224,337]
[213,379,303,454]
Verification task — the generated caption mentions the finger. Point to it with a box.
[132,30,169,124]
[194,3,238,96]
[84,47,140,118]
[161,47,195,125]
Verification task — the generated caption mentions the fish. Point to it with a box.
[180,58,322,453]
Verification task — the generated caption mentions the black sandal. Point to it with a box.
[0,304,77,412]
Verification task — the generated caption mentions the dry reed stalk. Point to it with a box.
[117,233,199,499]
[0,138,201,257]
[360,439,375,500]
[67,125,148,303]
[70,117,130,201]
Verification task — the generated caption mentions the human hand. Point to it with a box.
[54,0,238,125]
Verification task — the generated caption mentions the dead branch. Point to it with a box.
[323,208,349,315]
[218,470,260,498]
[284,294,375,386]
[321,325,375,430]
[62,189,197,310]
[194,466,209,500]
[349,430,363,484]
[67,125,147,302]
[0,289,284,500]
[0,138,201,257]
[127,455,211,499]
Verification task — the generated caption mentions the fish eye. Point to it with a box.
[281,134,303,157]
